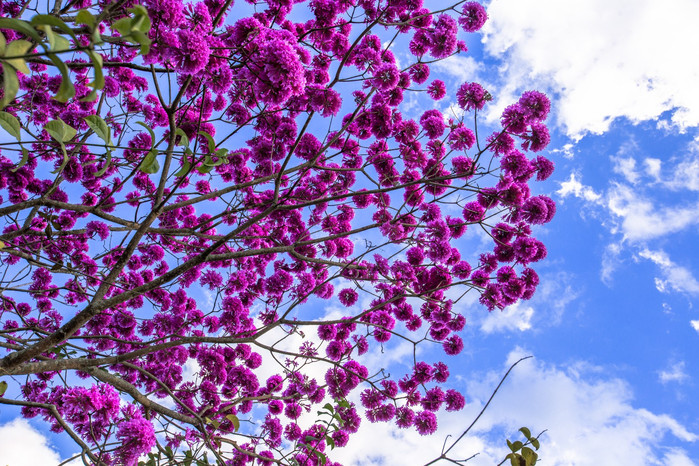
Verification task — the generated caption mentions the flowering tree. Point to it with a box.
[0,0,554,464]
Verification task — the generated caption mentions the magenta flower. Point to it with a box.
[116,414,156,466]
[459,2,488,32]
[415,410,438,435]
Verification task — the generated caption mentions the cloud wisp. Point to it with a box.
[482,0,699,138]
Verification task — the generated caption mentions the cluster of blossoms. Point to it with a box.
[0,0,554,464]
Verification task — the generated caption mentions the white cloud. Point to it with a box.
[644,158,662,181]
[329,351,697,465]
[480,302,534,333]
[606,185,699,242]
[483,0,699,138]
[433,55,484,84]
[0,419,62,465]
[612,156,640,184]
[658,361,689,385]
[664,143,699,191]
[556,173,602,202]
[601,242,622,285]
[638,249,699,295]
[691,320,699,332]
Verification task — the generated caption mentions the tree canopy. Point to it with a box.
[0,0,553,464]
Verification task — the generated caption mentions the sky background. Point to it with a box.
[2,0,699,464]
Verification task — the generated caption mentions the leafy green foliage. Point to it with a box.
[503,426,542,466]
[111,5,153,55]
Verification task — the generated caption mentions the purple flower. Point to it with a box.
[373,63,400,91]
[413,361,434,383]
[420,109,446,139]
[430,15,458,58]
[522,122,551,152]
[463,201,485,222]
[448,126,476,151]
[522,195,555,224]
[433,362,450,383]
[501,103,529,134]
[445,389,466,411]
[172,30,211,75]
[326,340,347,361]
[86,221,110,240]
[116,414,156,465]
[421,387,445,411]
[395,406,415,428]
[284,402,303,419]
[409,63,430,84]
[317,324,337,340]
[427,80,446,100]
[415,410,438,435]
[332,430,349,447]
[459,2,488,32]
[533,156,555,181]
[519,90,551,121]
[457,82,489,111]
[443,335,464,355]
[338,288,358,306]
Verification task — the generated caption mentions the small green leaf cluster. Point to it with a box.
[504,427,541,466]
[110,5,152,55]
[0,11,104,106]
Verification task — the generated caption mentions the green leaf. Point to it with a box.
[140,149,159,174]
[173,158,191,177]
[12,147,29,172]
[45,119,75,174]
[75,9,96,29]
[336,398,351,408]
[130,5,152,32]
[136,121,156,148]
[0,380,7,396]
[30,14,76,39]
[314,451,326,466]
[530,438,540,450]
[325,435,336,450]
[130,30,151,55]
[94,150,112,177]
[46,53,75,102]
[226,414,240,432]
[1,63,20,108]
[0,18,42,43]
[521,447,537,465]
[45,118,76,142]
[4,39,32,74]
[195,163,213,174]
[174,127,190,147]
[38,24,53,48]
[204,417,220,429]
[0,111,21,140]
[509,454,520,466]
[198,130,217,153]
[519,427,532,439]
[111,17,133,36]
[0,31,6,55]
[84,114,110,144]
[52,33,71,53]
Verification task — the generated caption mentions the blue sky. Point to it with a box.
[2,0,699,464]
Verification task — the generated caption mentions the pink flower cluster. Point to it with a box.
[0,0,555,464]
